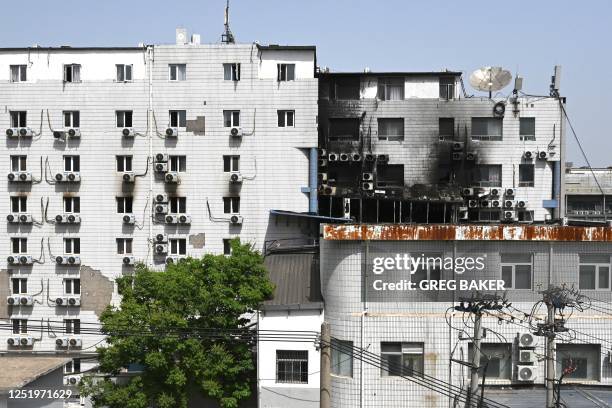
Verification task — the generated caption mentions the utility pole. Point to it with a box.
[320,322,331,408]
[545,302,555,408]
[469,310,482,407]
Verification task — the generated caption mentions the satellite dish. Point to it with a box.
[469,66,512,97]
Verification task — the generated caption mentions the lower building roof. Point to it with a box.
[0,356,70,393]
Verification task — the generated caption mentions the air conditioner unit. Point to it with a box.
[66,128,80,138]
[468,200,478,208]
[56,337,69,347]
[229,172,243,183]
[320,185,336,195]
[165,215,178,224]
[165,256,186,265]
[7,171,32,182]
[55,297,68,306]
[523,151,534,160]
[377,154,389,162]
[462,188,475,196]
[519,332,536,347]
[7,295,20,305]
[122,172,136,183]
[328,153,338,162]
[6,128,19,137]
[318,158,328,167]
[155,204,168,215]
[68,296,81,306]
[491,200,501,208]
[516,365,536,382]
[68,337,82,347]
[517,200,528,209]
[155,162,168,173]
[452,152,463,161]
[53,130,66,139]
[362,182,374,191]
[164,172,179,183]
[7,213,33,223]
[65,375,81,386]
[155,243,168,255]
[504,210,516,221]
[504,200,515,209]
[365,153,376,162]
[123,214,136,224]
[230,215,243,225]
[505,188,515,197]
[537,151,548,160]
[177,214,191,224]
[229,127,242,137]
[318,173,328,183]
[6,337,22,346]
[318,148,327,158]
[122,128,134,137]
[55,255,81,265]
[339,153,350,162]
[166,127,178,137]
[122,256,135,266]
[351,153,362,161]
[155,153,169,163]
[55,172,81,183]
[55,214,81,224]
[362,173,374,181]
[7,255,33,265]
[490,188,501,197]
[155,194,168,203]
[452,142,464,151]
[519,350,537,363]
[480,200,490,208]
[465,151,477,161]
[18,337,34,347]
[155,233,168,243]
[18,127,33,137]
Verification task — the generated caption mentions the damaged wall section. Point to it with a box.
[80,265,114,316]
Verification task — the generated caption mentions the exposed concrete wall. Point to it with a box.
[0,270,9,318]
[80,266,113,316]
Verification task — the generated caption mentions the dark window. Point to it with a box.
[12,278,27,294]
[169,156,187,172]
[116,64,133,82]
[378,77,404,101]
[10,196,27,213]
[65,319,81,335]
[64,156,80,172]
[557,344,601,381]
[332,77,360,100]
[439,76,455,99]
[377,118,404,141]
[10,155,27,171]
[223,156,240,172]
[277,110,295,127]
[116,197,134,214]
[472,165,502,187]
[170,238,187,255]
[472,118,503,141]
[519,164,534,187]
[169,110,187,127]
[169,197,187,213]
[63,111,80,128]
[223,239,232,255]
[223,63,240,81]
[331,339,353,377]
[10,111,27,127]
[63,64,81,83]
[277,64,295,81]
[376,164,404,187]
[64,238,80,255]
[116,238,133,255]
[169,64,186,81]
[223,110,240,127]
[116,156,133,172]
[10,65,27,82]
[223,197,240,214]
[520,118,535,141]
[329,118,360,141]
[381,342,424,377]
[116,111,133,128]
[439,118,455,139]
[276,350,308,383]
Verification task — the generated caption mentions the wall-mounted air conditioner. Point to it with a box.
[351,153,362,162]
[320,185,336,195]
[516,365,536,382]
[155,233,168,243]
[155,162,168,172]
[55,297,68,306]
[230,215,243,225]
[65,375,81,386]
[155,243,168,255]
[66,128,80,138]
[56,337,70,347]
[7,255,33,265]
[516,200,528,209]
[7,295,33,306]
[504,210,516,221]
[503,200,515,209]
[67,296,81,306]
[377,154,389,162]
[491,200,501,208]
[462,188,475,196]
[155,153,169,163]
[362,173,374,181]
[123,214,136,224]
[505,188,515,197]
[155,204,168,215]
[7,213,33,224]
[328,153,338,162]
[122,128,134,137]
[523,151,534,160]
[123,256,135,266]
[55,172,81,183]
[8,336,34,347]
[339,153,350,162]
[68,337,82,347]
[490,188,501,197]
[319,159,328,167]
[466,151,477,161]
[452,152,463,161]
[122,172,136,183]
[519,332,536,347]
[55,214,81,224]
[519,350,537,363]
[53,130,66,139]
[480,200,490,208]
[6,128,19,137]
[468,200,478,208]
[229,172,243,183]
[318,173,328,183]
[537,151,548,160]
[55,255,81,266]
[166,127,178,137]
[229,127,242,137]
[452,142,464,151]
[362,182,374,191]
[155,194,168,203]
[164,172,179,183]
[6,127,32,137]
[7,171,32,183]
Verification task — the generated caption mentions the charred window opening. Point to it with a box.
[472,164,502,187]
[327,165,361,190]
[567,195,612,215]
[378,77,404,101]
[476,210,501,222]
[362,199,378,223]
[520,118,536,141]
[472,117,503,141]
[376,164,404,187]
[331,77,360,100]
[439,76,455,99]
[439,118,455,140]
[329,118,360,141]
[378,118,404,141]
[519,164,535,187]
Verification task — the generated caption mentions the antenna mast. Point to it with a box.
[221,0,235,44]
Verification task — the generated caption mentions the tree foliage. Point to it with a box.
[81,240,274,408]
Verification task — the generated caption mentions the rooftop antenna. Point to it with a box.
[469,66,512,98]
[221,0,235,44]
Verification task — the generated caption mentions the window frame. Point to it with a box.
[64,359,81,374]
[11,237,27,254]
[65,319,81,335]
[439,76,455,100]
[519,164,535,187]
[277,110,295,128]
[10,155,27,172]
[115,64,133,82]
[473,164,502,188]
[169,155,187,172]
[63,196,80,214]
[223,239,232,255]
[116,110,133,128]
[500,254,533,290]
[64,155,80,172]
[116,155,133,172]
[12,319,28,335]
[10,65,27,82]
[223,110,240,127]
[277,64,296,82]
[10,196,27,213]
[223,63,241,81]
[377,118,405,141]
[223,155,240,173]
[64,278,81,295]
[579,254,611,290]
[223,197,240,214]
[11,278,27,294]
[377,77,405,101]
[169,110,187,128]
[331,339,353,378]
[169,238,187,255]
[169,196,187,214]
[168,64,187,81]
[63,64,81,83]
[116,238,133,255]
[380,342,424,378]
[10,111,27,127]
[64,238,81,255]
[519,117,536,141]
[471,117,503,141]
[116,197,134,214]
[275,350,308,384]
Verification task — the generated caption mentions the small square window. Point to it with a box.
[277,110,295,127]
[169,64,186,81]
[223,111,240,127]
[223,156,240,172]
[116,111,133,128]
[519,164,534,187]
[63,64,81,83]
[520,118,536,141]
[10,111,27,127]
[223,63,241,81]
[116,64,133,82]
[277,64,296,81]
[116,197,134,214]
[169,110,187,128]
[10,65,27,82]
[223,197,240,214]
[63,111,80,128]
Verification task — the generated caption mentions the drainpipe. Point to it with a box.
[147,46,154,267]
[309,147,318,213]
[552,161,561,220]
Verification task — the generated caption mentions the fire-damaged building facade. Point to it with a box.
[317,71,565,224]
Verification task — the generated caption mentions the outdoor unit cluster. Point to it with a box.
[6,336,34,347]
[152,233,187,264]
[6,127,33,138]
[461,188,527,221]
[516,332,537,382]
[7,213,33,224]
[56,337,82,348]
[55,255,81,265]
[54,171,81,183]
[54,296,81,307]
[6,295,34,306]
[450,142,477,161]
[7,171,32,183]
[7,255,33,265]
[319,149,391,196]
[523,150,557,161]
[154,153,179,184]
[53,128,81,140]
[153,194,191,224]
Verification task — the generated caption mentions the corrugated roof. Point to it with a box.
[0,356,70,392]
[263,251,322,309]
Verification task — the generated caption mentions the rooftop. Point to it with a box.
[0,356,70,393]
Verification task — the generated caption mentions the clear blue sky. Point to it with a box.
[3,0,611,166]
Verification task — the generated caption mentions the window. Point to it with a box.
[64,278,81,295]
[223,156,240,172]
[10,111,27,127]
[331,339,353,377]
[439,118,455,140]
[116,155,133,172]
[467,343,512,379]
[116,238,133,255]
[116,111,133,128]
[472,118,503,141]
[10,155,27,171]
[169,238,187,255]
[376,164,404,187]
[10,65,27,82]
[116,64,133,82]
[377,118,404,141]
[277,64,295,81]
[10,196,27,213]
[223,63,241,81]
[277,110,295,127]
[169,155,187,172]
[411,254,442,286]
[473,165,502,187]
[223,197,240,214]
[329,118,360,141]
[478,210,501,222]
[579,254,610,290]
[12,319,27,335]
[65,319,81,335]
[116,197,133,214]
[169,197,187,214]
[276,350,308,384]
[223,110,240,127]
[12,278,27,294]
[380,342,424,377]
[11,238,27,254]
[64,156,80,172]
[439,76,455,99]
[64,238,80,255]
[64,197,80,213]
[169,110,187,128]
[501,253,532,289]
[63,64,81,83]
[169,64,186,81]
[65,359,81,374]
[331,77,360,100]
[63,111,80,128]
[520,118,536,141]
[378,77,404,101]
[223,239,232,255]
[556,344,600,381]
[519,164,535,187]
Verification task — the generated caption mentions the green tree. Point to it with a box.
[81,240,274,408]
